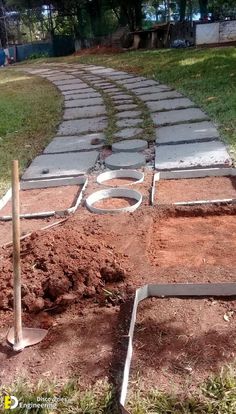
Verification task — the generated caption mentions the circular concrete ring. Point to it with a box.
[97,169,144,187]
[112,139,148,153]
[105,153,146,170]
[86,188,142,214]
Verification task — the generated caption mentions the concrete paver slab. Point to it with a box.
[125,80,158,89]
[65,97,103,108]
[53,79,84,86]
[58,83,90,91]
[114,128,143,139]
[62,88,95,95]
[116,110,142,119]
[105,152,146,169]
[115,104,138,111]
[44,133,105,153]
[117,118,143,128]
[147,98,195,112]
[156,121,220,145]
[64,92,100,100]
[58,117,107,135]
[152,108,209,126]
[133,85,171,95]
[155,141,232,170]
[63,105,106,120]
[112,139,148,153]
[139,91,183,102]
[22,151,99,180]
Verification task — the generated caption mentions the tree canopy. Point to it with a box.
[0,0,236,47]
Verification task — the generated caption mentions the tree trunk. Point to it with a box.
[199,0,208,19]
[179,0,187,21]
[0,0,7,48]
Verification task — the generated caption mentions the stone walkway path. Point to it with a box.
[22,63,232,181]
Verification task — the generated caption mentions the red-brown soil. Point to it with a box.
[0,185,81,216]
[132,297,236,394]
[0,204,236,393]
[102,177,138,187]
[93,197,137,209]
[156,176,236,204]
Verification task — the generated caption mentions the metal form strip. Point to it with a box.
[120,282,236,413]
[151,168,236,206]
[0,176,88,221]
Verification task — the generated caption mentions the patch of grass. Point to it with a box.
[128,366,236,413]
[0,69,63,197]
[67,47,236,155]
[0,378,118,414]
[1,367,236,413]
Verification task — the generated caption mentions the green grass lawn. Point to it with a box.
[3,366,236,413]
[71,46,236,157]
[0,69,63,197]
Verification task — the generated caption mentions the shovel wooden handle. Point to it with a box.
[12,160,22,348]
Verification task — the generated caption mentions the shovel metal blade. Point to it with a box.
[7,327,48,351]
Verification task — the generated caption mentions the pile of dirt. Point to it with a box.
[0,218,131,313]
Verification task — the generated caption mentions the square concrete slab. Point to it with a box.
[44,133,105,153]
[152,108,209,126]
[22,151,99,180]
[65,97,104,108]
[155,141,232,170]
[112,95,133,101]
[58,117,107,135]
[139,91,183,102]
[147,98,195,112]
[63,105,106,120]
[156,121,220,145]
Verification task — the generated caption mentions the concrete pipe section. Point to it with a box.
[86,188,142,214]
[96,169,144,186]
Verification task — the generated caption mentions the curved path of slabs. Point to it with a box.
[21,62,231,182]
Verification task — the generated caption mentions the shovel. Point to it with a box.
[7,160,48,351]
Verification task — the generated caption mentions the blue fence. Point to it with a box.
[7,36,75,62]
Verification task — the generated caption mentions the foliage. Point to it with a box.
[0,69,62,196]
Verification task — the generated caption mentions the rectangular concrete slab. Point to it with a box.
[152,108,209,126]
[58,117,107,135]
[156,121,220,145]
[53,79,83,86]
[62,88,95,96]
[139,91,183,102]
[46,75,74,82]
[22,152,99,180]
[64,92,100,100]
[63,105,106,120]
[155,141,232,170]
[125,80,158,90]
[58,83,90,92]
[132,85,171,95]
[44,133,105,153]
[147,98,195,112]
[65,97,103,108]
